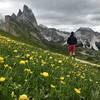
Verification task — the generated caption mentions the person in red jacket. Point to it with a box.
[67,32,77,57]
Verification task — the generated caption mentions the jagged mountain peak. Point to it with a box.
[1,4,39,39]
[17,9,22,17]
[77,27,94,33]
[23,5,33,17]
[5,5,35,22]
[23,5,29,11]
[11,13,16,20]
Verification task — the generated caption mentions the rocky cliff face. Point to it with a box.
[39,24,69,47]
[3,5,39,40]
[76,27,100,50]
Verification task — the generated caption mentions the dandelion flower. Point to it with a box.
[19,94,29,100]
[19,60,26,65]
[58,60,62,63]
[0,56,4,64]
[60,76,64,80]
[40,72,49,77]
[0,57,4,61]
[49,56,53,59]
[25,60,28,63]
[0,77,6,82]
[74,88,81,94]
[13,50,18,53]
[26,54,30,58]
[29,56,33,60]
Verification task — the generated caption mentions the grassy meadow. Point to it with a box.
[0,34,100,100]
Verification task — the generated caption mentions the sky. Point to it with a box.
[0,0,100,32]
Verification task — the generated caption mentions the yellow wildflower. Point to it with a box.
[0,77,6,82]
[19,60,27,65]
[0,56,4,64]
[19,94,29,100]
[51,84,56,88]
[25,60,28,63]
[40,72,49,77]
[39,56,42,58]
[13,50,18,53]
[74,88,81,94]
[58,60,62,63]
[29,56,33,60]
[49,56,53,59]
[0,57,4,61]
[60,76,64,80]
[26,54,30,58]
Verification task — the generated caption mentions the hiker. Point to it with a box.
[67,32,77,57]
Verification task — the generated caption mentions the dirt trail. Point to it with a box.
[75,58,100,68]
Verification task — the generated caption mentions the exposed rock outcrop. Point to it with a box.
[3,5,39,39]
[39,24,69,47]
[76,27,100,50]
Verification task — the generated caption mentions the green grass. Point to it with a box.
[0,29,47,49]
[0,32,100,100]
[0,29,67,55]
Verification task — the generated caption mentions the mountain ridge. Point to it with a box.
[0,5,100,51]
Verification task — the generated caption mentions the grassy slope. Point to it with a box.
[0,29,47,49]
[0,32,100,100]
[0,29,67,55]
[1,29,100,65]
